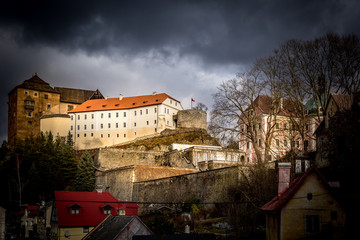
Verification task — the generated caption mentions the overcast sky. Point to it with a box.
[1,0,360,143]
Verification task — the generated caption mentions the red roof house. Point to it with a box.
[53,191,138,240]
[261,164,345,240]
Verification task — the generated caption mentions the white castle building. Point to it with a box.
[68,93,183,149]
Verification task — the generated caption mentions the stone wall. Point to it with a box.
[94,148,165,170]
[176,110,207,129]
[95,165,197,201]
[132,166,246,214]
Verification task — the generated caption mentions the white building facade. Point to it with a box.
[69,93,183,150]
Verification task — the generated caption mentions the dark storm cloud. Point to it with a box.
[1,0,360,143]
[2,0,360,65]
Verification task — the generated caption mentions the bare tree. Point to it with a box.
[193,102,208,112]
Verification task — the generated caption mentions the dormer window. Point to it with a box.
[68,203,82,215]
[102,105,106,107]
[100,204,114,215]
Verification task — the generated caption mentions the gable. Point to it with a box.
[282,172,339,211]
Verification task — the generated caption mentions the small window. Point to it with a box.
[25,91,28,95]
[91,114,94,119]
[124,134,126,138]
[27,111,32,117]
[140,110,143,115]
[71,209,80,215]
[116,112,119,118]
[71,116,74,121]
[47,104,51,110]
[108,113,111,118]
[91,124,94,129]
[134,110,137,116]
[146,121,149,125]
[123,122,126,128]
[146,109,148,114]
[134,122,136,127]
[77,125,80,130]
[104,209,111,215]
[117,134,119,138]
[84,133,86,137]
[101,134,103,138]
[116,123,119,128]
[83,227,89,233]
[108,134,110,138]
[154,120,157,124]
[108,123,111,128]
[124,112,126,117]
[85,114,87,120]
[71,126,73,131]
[134,132,137,136]
[78,115,80,120]
[45,94,48,99]
[28,121,32,126]
[100,124,103,129]
[91,133,93,137]
[34,92,38,97]
[101,113,104,118]
[306,215,320,233]
[77,134,80,138]
[154,107,157,113]
[84,125,87,130]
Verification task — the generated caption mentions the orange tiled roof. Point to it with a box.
[69,93,178,113]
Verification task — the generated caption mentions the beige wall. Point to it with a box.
[58,227,94,240]
[278,173,345,239]
[40,116,71,138]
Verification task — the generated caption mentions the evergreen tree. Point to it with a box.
[75,151,96,192]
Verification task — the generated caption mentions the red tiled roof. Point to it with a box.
[254,95,298,116]
[69,93,179,113]
[261,166,331,212]
[330,93,354,111]
[55,191,138,227]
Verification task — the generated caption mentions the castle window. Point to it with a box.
[47,104,51,110]
[25,91,28,95]
[45,94,48,99]
[27,111,32,117]
[34,92,38,97]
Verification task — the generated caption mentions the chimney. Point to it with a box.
[278,162,291,195]
[152,91,157,95]
[105,96,108,100]
[119,94,124,100]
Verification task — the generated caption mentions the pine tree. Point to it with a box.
[75,151,96,192]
